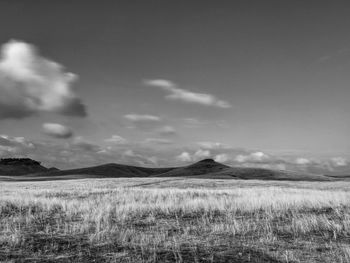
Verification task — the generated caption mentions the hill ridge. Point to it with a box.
[0,158,334,181]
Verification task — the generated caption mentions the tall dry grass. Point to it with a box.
[1,178,350,262]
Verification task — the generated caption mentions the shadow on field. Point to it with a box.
[1,233,282,263]
[147,245,282,263]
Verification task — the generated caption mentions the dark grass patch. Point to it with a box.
[0,233,283,263]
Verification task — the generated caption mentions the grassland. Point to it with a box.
[1,177,350,262]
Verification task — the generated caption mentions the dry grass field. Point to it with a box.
[1,178,350,262]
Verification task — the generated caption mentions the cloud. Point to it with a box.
[104,135,128,145]
[232,153,349,174]
[1,133,350,175]
[0,134,35,157]
[183,118,208,127]
[176,152,192,162]
[317,48,350,64]
[119,149,159,166]
[215,153,229,163]
[239,162,287,171]
[176,149,212,163]
[235,151,270,163]
[0,134,173,169]
[0,40,86,119]
[143,138,173,145]
[157,125,176,135]
[194,149,211,159]
[0,134,34,148]
[295,157,311,165]
[124,113,161,122]
[123,149,135,157]
[145,79,232,108]
[197,141,229,150]
[71,137,101,152]
[331,157,347,167]
[42,123,73,139]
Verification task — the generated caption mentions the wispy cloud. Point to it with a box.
[144,79,232,108]
[157,125,176,135]
[71,137,101,152]
[42,123,73,139]
[235,151,270,163]
[124,113,161,122]
[183,118,208,128]
[143,138,173,145]
[0,40,86,119]
[104,135,128,145]
[197,141,229,150]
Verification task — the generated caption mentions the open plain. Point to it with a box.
[1,178,350,262]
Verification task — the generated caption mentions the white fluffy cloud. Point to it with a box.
[145,79,232,108]
[42,123,73,139]
[235,151,270,163]
[295,158,311,165]
[194,149,211,159]
[124,114,161,122]
[0,40,86,119]
[175,149,212,163]
[331,157,347,167]
[215,153,229,163]
[176,152,192,162]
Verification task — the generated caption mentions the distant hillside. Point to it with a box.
[156,159,229,177]
[0,158,334,181]
[156,159,331,181]
[0,158,49,175]
[208,167,332,181]
[42,163,175,178]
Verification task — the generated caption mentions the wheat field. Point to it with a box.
[1,178,350,262]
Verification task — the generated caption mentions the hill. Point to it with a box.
[0,158,334,181]
[156,159,331,181]
[0,158,49,176]
[39,163,175,178]
[156,159,229,177]
[207,167,332,181]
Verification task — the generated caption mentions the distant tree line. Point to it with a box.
[0,158,41,166]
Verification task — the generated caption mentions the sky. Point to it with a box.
[0,0,350,174]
